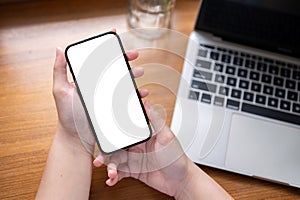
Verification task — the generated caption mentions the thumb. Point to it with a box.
[53,47,68,90]
[144,101,175,146]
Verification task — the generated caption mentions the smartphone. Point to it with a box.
[65,32,152,154]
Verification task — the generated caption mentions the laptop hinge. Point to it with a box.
[194,30,223,42]
[211,35,223,42]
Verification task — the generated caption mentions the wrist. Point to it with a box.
[54,122,94,157]
[174,160,199,200]
[175,161,233,200]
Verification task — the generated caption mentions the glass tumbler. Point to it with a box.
[127,0,176,39]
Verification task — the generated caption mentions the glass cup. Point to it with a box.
[127,0,176,39]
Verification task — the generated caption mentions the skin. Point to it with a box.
[36,47,146,200]
[94,102,232,200]
[36,34,232,199]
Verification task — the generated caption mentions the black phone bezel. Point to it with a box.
[65,31,152,154]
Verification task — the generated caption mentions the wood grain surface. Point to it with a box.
[0,0,299,199]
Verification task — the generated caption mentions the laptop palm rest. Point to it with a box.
[225,114,300,186]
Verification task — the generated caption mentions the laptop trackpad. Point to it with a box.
[225,114,300,185]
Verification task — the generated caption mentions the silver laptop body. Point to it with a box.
[171,0,300,187]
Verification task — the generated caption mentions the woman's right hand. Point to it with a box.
[93,101,232,200]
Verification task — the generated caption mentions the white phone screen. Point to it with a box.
[65,32,152,154]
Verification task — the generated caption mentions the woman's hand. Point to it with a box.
[52,47,148,154]
[93,101,193,197]
[93,93,232,200]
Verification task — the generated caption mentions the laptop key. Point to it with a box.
[233,56,244,66]
[286,80,296,89]
[242,103,300,126]
[292,70,300,80]
[228,50,238,55]
[239,79,249,89]
[237,68,248,78]
[198,49,208,57]
[275,88,285,98]
[201,93,212,104]
[276,60,286,66]
[251,82,262,92]
[263,57,274,64]
[250,71,260,81]
[226,99,240,110]
[280,68,291,77]
[200,44,215,49]
[195,59,211,70]
[251,55,257,60]
[257,56,263,61]
[191,80,217,93]
[221,54,231,63]
[193,70,212,81]
[268,97,278,108]
[210,51,219,60]
[263,85,274,95]
[288,63,298,69]
[231,89,242,99]
[245,59,255,69]
[214,96,224,106]
[215,74,225,83]
[293,103,300,114]
[217,47,227,52]
[287,91,298,101]
[243,92,254,102]
[273,77,284,87]
[257,62,267,72]
[226,65,236,75]
[280,100,291,111]
[261,74,272,83]
[256,94,266,105]
[219,86,229,96]
[214,63,224,72]
[227,77,237,87]
[269,65,279,75]
[188,90,200,100]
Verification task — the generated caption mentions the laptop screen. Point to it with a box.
[195,0,300,58]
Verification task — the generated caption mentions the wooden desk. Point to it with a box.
[0,0,299,199]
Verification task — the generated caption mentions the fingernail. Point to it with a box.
[93,159,101,167]
[134,67,143,72]
[56,47,62,58]
[140,89,149,95]
[93,156,104,167]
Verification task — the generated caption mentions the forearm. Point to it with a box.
[175,162,233,200]
[36,125,93,200]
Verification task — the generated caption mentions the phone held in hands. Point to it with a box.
[65,31,152,154]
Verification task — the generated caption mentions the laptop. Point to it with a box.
[171,0,300,187]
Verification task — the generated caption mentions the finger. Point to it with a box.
[155,124,175,146]
[147,102,174,146]
[144,100,152,121]
[106,165,130,186]
[111,28,116,33]
[139,89,149,98]
[132,67,144,78]
[147,102,166,132]
[53,47,68,89]
[104,150,128,176]
[126,50,139,61]
[106,174,119,186]
[107,163,118,179]
[105,162,130,186]
[93,154,106,167]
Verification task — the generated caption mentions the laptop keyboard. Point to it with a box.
[188,44,300,126]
